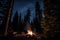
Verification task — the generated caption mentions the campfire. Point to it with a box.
[12,29,43,40]
[27,30,33,36]
[27,29,36,36]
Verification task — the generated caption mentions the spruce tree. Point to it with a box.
[42,0,60,39]
[12,11,19,32]
[18,13,23,33]
[24,9,30,22]
[35,2,42,22]
[0,0,14,36]
[34,2,42,34]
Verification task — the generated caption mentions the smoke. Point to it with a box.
[24,22,31,31]
[24,21,37,34]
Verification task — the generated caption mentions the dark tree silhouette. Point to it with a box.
[24,9,30,23]
[18,13,23,33]
[32,2,42,34]
[42,0,60,39]
[35,2,42,22]
[0,0,14,36]
[7,13,13,34]
[33,17,42,34]
[12,11,19,32]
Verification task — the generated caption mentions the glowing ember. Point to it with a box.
[27,30,33,36]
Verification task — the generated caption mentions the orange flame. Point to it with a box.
[27,30,33,36]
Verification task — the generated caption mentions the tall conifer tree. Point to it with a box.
[24,9,30,23]
[12,11,19,32]
[33,2,42,34]
[41,0,60,39]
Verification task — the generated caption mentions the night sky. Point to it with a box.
[13,0,44,22]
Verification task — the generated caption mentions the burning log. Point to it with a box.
[27,30,34,36]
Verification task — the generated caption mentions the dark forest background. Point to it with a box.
[0,0,60,40]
